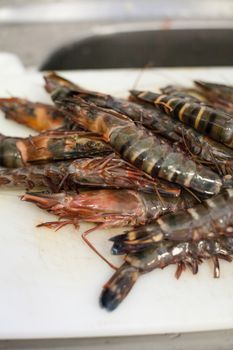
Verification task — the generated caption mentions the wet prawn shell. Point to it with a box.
[44,72,81,93]
[132,90,233,149]
[67,158,154,192]
[116,189,233,254]
[124,242,187,272]
[159,94,233,148]
[124,235,233,274]
[72,102,133,141]
[195,80,233,101]
[183,128,233,162]
[160,86,204,103]
[139,101,233,166]
[69,190,181,226]
[111,126,222,195]
[158,189,233,241]
[63,95,223,195]
[16,133,112,164]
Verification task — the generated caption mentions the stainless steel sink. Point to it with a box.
[40,27,233,70]
[1,1,233,69]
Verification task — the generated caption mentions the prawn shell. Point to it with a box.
[130,90,233,148]
[0,97,66,132]
[111,189,233,254]
[16,131,112,164]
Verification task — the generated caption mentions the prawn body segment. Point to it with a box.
[130,90,233,148]
[111,189,233,254]
[57,96,222,195]
[0,131,112,167]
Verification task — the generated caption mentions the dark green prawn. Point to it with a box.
[44,73,233,176]
[130,89,233,149]
[101,236,233,311]
[54,92,223,196]
[111,189,233,254]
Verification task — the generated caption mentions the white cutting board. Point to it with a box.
[1,67,233,339]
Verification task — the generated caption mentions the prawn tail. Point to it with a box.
[100,263,139,311]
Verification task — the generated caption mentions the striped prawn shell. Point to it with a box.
[118,188,233,248]
[48,74,182,142]
[62,98,222,195]
[0,131,112,168]
[51,82,233,171]
[130,90,233,149]
[101,236,233,310]
[123,236,233,272]
[158,188,233,240]
[16,131,112,165]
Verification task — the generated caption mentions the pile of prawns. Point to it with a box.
[2,73,233,311]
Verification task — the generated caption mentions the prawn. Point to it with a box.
[130,89,233,149]
[21,188,192,268]
[111,189,233,254]
[0,155,181,196]
[0,97,67,132]
[0,131,112,167]
[101,237,233,310]
[54,94,222,196]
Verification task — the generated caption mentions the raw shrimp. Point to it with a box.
[129,92,233,175]
[111,189,233,254]
[21,188,191,231]
[0,155,180,196]
[45,72,183,141]
[170,121,233,176]
[0,131,112,167]
[54,94,222,196]
[0,97,66,132]
[45,73,233,172]
[21,188,191,268]
[101,237,233,310]
[130,89,233,149]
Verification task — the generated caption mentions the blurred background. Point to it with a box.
[0,0,233,70]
